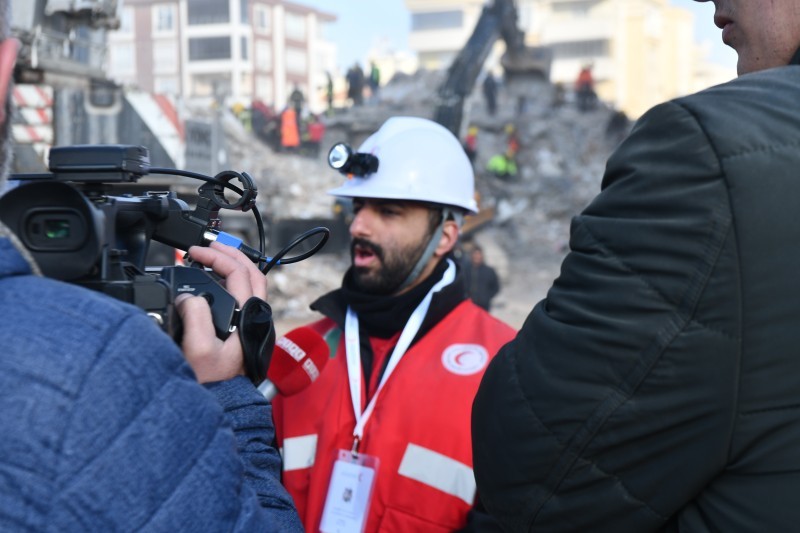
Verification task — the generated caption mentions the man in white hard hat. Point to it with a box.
[272,117,516,532]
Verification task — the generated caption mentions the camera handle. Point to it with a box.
[160,265,274,385]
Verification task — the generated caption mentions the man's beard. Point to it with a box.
[350,236,431,295]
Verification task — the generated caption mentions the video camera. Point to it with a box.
[0,144,328,384]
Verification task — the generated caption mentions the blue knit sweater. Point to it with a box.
[0,228,301,532]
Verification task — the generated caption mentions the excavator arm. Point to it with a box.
[433,0,550,137]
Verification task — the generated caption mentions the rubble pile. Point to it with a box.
[220,70,631,331]
[219,118,348,329]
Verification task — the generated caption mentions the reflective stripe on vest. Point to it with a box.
[397,443,476,505]
[283,434,318,471]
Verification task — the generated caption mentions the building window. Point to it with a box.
[71,26,92,63]
[549,39,609,59]
[254,5,271,33]
[284,12,306,41]
[153,41,178,72]
[188,0,230,25]
[240,72,253,97]
[240,0,249,24]
[411,11,463,31]
[256,40,272,70]
[241,36,249,60]
[189,37,232,61]
[285,47,307,74]
[111,42,136,74]
[256,74,273,102]
[154,76,179,95]
[192,74,232,98]
[119,6,134,34]
[153,4,176,34]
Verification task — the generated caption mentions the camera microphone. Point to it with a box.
[258,326,329,401]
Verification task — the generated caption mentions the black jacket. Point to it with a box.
[473,65,800,531]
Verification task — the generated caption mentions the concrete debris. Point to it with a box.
[217,69,632,332]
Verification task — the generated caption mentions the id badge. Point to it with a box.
[319,449,379,533]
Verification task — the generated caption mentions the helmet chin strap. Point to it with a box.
[395,207,463,293]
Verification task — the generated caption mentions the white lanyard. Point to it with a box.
[344,259,456,449]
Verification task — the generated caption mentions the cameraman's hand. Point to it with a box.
[175,242,268,384]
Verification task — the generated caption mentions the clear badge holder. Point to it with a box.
[319,448,380,533]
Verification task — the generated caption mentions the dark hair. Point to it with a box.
[427,206,443,235]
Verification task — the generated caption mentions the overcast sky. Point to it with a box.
[298,0,737,72]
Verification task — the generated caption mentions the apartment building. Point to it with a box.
[107,0,336,112]
[405,0,734,117]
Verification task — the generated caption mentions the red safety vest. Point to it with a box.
[273,301,516,532]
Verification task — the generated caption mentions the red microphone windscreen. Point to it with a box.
[267,326,330,396]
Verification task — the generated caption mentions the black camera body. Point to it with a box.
[0,144,247,341]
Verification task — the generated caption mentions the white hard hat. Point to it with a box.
[327,117,478,214]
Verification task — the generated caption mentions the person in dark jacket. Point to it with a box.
[472,0,800,530]
[346,62,365,107]
[461,245,500,312]
[0,3,301,529]
[482,73,498,116]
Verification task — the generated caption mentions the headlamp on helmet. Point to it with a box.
[327,143,379,176]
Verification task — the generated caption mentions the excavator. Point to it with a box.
[433,0,551,138]
[433,0,552,235]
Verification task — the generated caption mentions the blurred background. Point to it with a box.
[8,0,734,332]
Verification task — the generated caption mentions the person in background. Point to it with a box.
[574,63,597,111]
[463,124,478,165]
[482,72,498,116]
[303,113,326,157]
[472,0,800,530]
[461,244,500,312]
[504,123,519,156]
[368,61,381,102]
[346,62,365,107]
[325,71,334,115]
[0,1,302,529]
[485,150,518,180]
[272,117,516,532]
[289,85,305,131]
[279,104,300,152]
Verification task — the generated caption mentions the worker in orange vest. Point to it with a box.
[280,106,300,151]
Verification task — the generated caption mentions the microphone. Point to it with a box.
[258,326,330,400]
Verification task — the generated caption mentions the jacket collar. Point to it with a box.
[311,256,467,342]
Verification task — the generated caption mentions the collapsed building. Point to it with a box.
[227,68,631,331]
[7,0,630,332]
[225,0,633,331]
